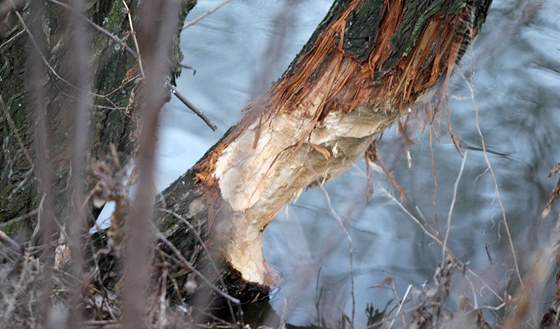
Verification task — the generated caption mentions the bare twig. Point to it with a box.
[153,229,243,309]
[121,0,144,77]
[165,82,217,131]
[381,188,504,302]
[47,0,138,58]
[157,208,236,320]
[0,28,25,52]
[82,320,120,328]
[0,209,39,231]
[543,163,560,218]
[316,180,356,326]
[22,0,57,321]
[0,229,20,250]
[121,1,181,327]
[387,284,412,329]
[0,95,34,168]
[65,0,94,325]
[158,269,168,329]
[46,0,216,133]
[442,152,468,260]
[460,69,523,287]
[182,0,231,30]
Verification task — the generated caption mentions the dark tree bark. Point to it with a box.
[0,0,493,325]
[0,0,195,231]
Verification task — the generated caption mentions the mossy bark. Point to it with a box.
[0,0,195,231]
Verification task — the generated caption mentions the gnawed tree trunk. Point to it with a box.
[0,0,494,325]
[158,0,492,293]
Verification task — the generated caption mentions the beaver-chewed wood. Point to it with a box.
[158,0,492,290]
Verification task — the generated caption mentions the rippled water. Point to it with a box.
[156,0,560,326]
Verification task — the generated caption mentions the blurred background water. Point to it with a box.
[147,0,559,326]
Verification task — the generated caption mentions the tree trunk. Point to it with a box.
[0,0,493,324]
[0,0,195,325]
[158,0,493,292]
[0,0,195,231]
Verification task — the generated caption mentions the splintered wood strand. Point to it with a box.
[270,1,470,119]
[270,1,361,113]
[368,0,404,72]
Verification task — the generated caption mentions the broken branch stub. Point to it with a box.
[161,0,492,289]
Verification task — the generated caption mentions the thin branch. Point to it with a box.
[387,284,412,329]
[46,0,216,133]
[315,178,356,326]
[543,164,560,218]
[46,0,138,58]
[81,320,120,327]
[177,62,196,73]
[64,0,94,325]
[22,0,57,320]
[121,0,144,77]
[442,152,468,260]
[13,10,72,86]
[165,81,217,131]
[0,28,25,51]
[13,7,116,104]
[0,229,21,251]
[158,269,168,329]
[381,188,503,301]
[121,0,181,327]
[157,208,236,321]
[182,0,231,30]
[460,69,523,287]
[153,229,241,306]
[0,209,39,231]
[0,95,34,168]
